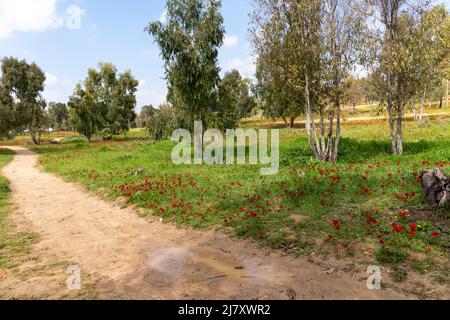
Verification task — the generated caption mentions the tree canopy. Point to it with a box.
[68,63,138,140]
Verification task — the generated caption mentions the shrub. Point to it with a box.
[147,106,179,141]
[376,247,407,264]
[101,128,113,141]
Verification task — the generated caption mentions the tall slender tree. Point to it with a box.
[366,0,448,155]
[146,0,224,130]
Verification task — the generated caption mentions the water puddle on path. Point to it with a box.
[145,247,278,285]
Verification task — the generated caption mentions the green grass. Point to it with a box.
[0,148,39,270]
[0,148,14,231]
[31,120,450,276]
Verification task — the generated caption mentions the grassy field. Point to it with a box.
[23,116,450,284]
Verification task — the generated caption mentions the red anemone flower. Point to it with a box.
[392,223,404,233]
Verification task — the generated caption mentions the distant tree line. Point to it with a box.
[2,0,449,160]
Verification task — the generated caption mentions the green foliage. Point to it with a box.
[212,69,256,130]
[376,247,407,264]
[68,63,138,139]
[365,2,449,155]
[0,57,46,143]
[391,266,408,282]
[136,105,156,128]
[146,0,225,129]
[47,102,70,131]
[147,105,179,141]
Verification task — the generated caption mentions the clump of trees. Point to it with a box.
[251,0,449,161]
[68,63,138,140]
[47,102,71,131]
[147,104,180,141]
[364,1,449,155]
[0,57,47,144]
[252,0,366,162]
[136,105,156,128]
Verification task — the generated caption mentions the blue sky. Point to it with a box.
[0,0,449,111]
[0,0,255,110]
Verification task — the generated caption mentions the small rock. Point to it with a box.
[326,268,336,275]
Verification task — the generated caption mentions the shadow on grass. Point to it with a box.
[281,138,441,165]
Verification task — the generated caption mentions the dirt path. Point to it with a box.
[0,146,413,300]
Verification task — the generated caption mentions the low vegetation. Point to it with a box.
[29,117,450,284]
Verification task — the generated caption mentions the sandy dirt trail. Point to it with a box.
[0,146,412,299]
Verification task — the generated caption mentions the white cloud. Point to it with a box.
[225,56,256,79]
[136,80,167,108]
[0,0,85,38]
[43,71,72,103]
[45,72,59,86]
[66,5,84,30]
[159,9,167,24]
[223,34,238,48]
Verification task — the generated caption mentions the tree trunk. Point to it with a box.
[419,86,427,122]
[331,101,341,163]
[282,117,288,126]
[29,127,39,145]
[386,71,398,155]
[304,72,320,160]
[289,117,295,128]
[395,113,403,155]
[446,79,449,109]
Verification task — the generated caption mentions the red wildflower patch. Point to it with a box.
[367,216,378,224]
[392,223,404,233]
[431,231,440,237]
[332,219,341,230]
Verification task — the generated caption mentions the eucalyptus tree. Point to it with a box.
[411,5,449,121]
[251,0,306,128]
[137,105,156,128]
[68,63,138,140]
[364,0,448,155]
[146,0,224,130]
[48,102,69,131]
[0,57,47,144]
[252,0,365,162]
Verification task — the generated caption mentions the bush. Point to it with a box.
[101,128,112,141]
[376,247,407,264]
[147,106,179,141]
